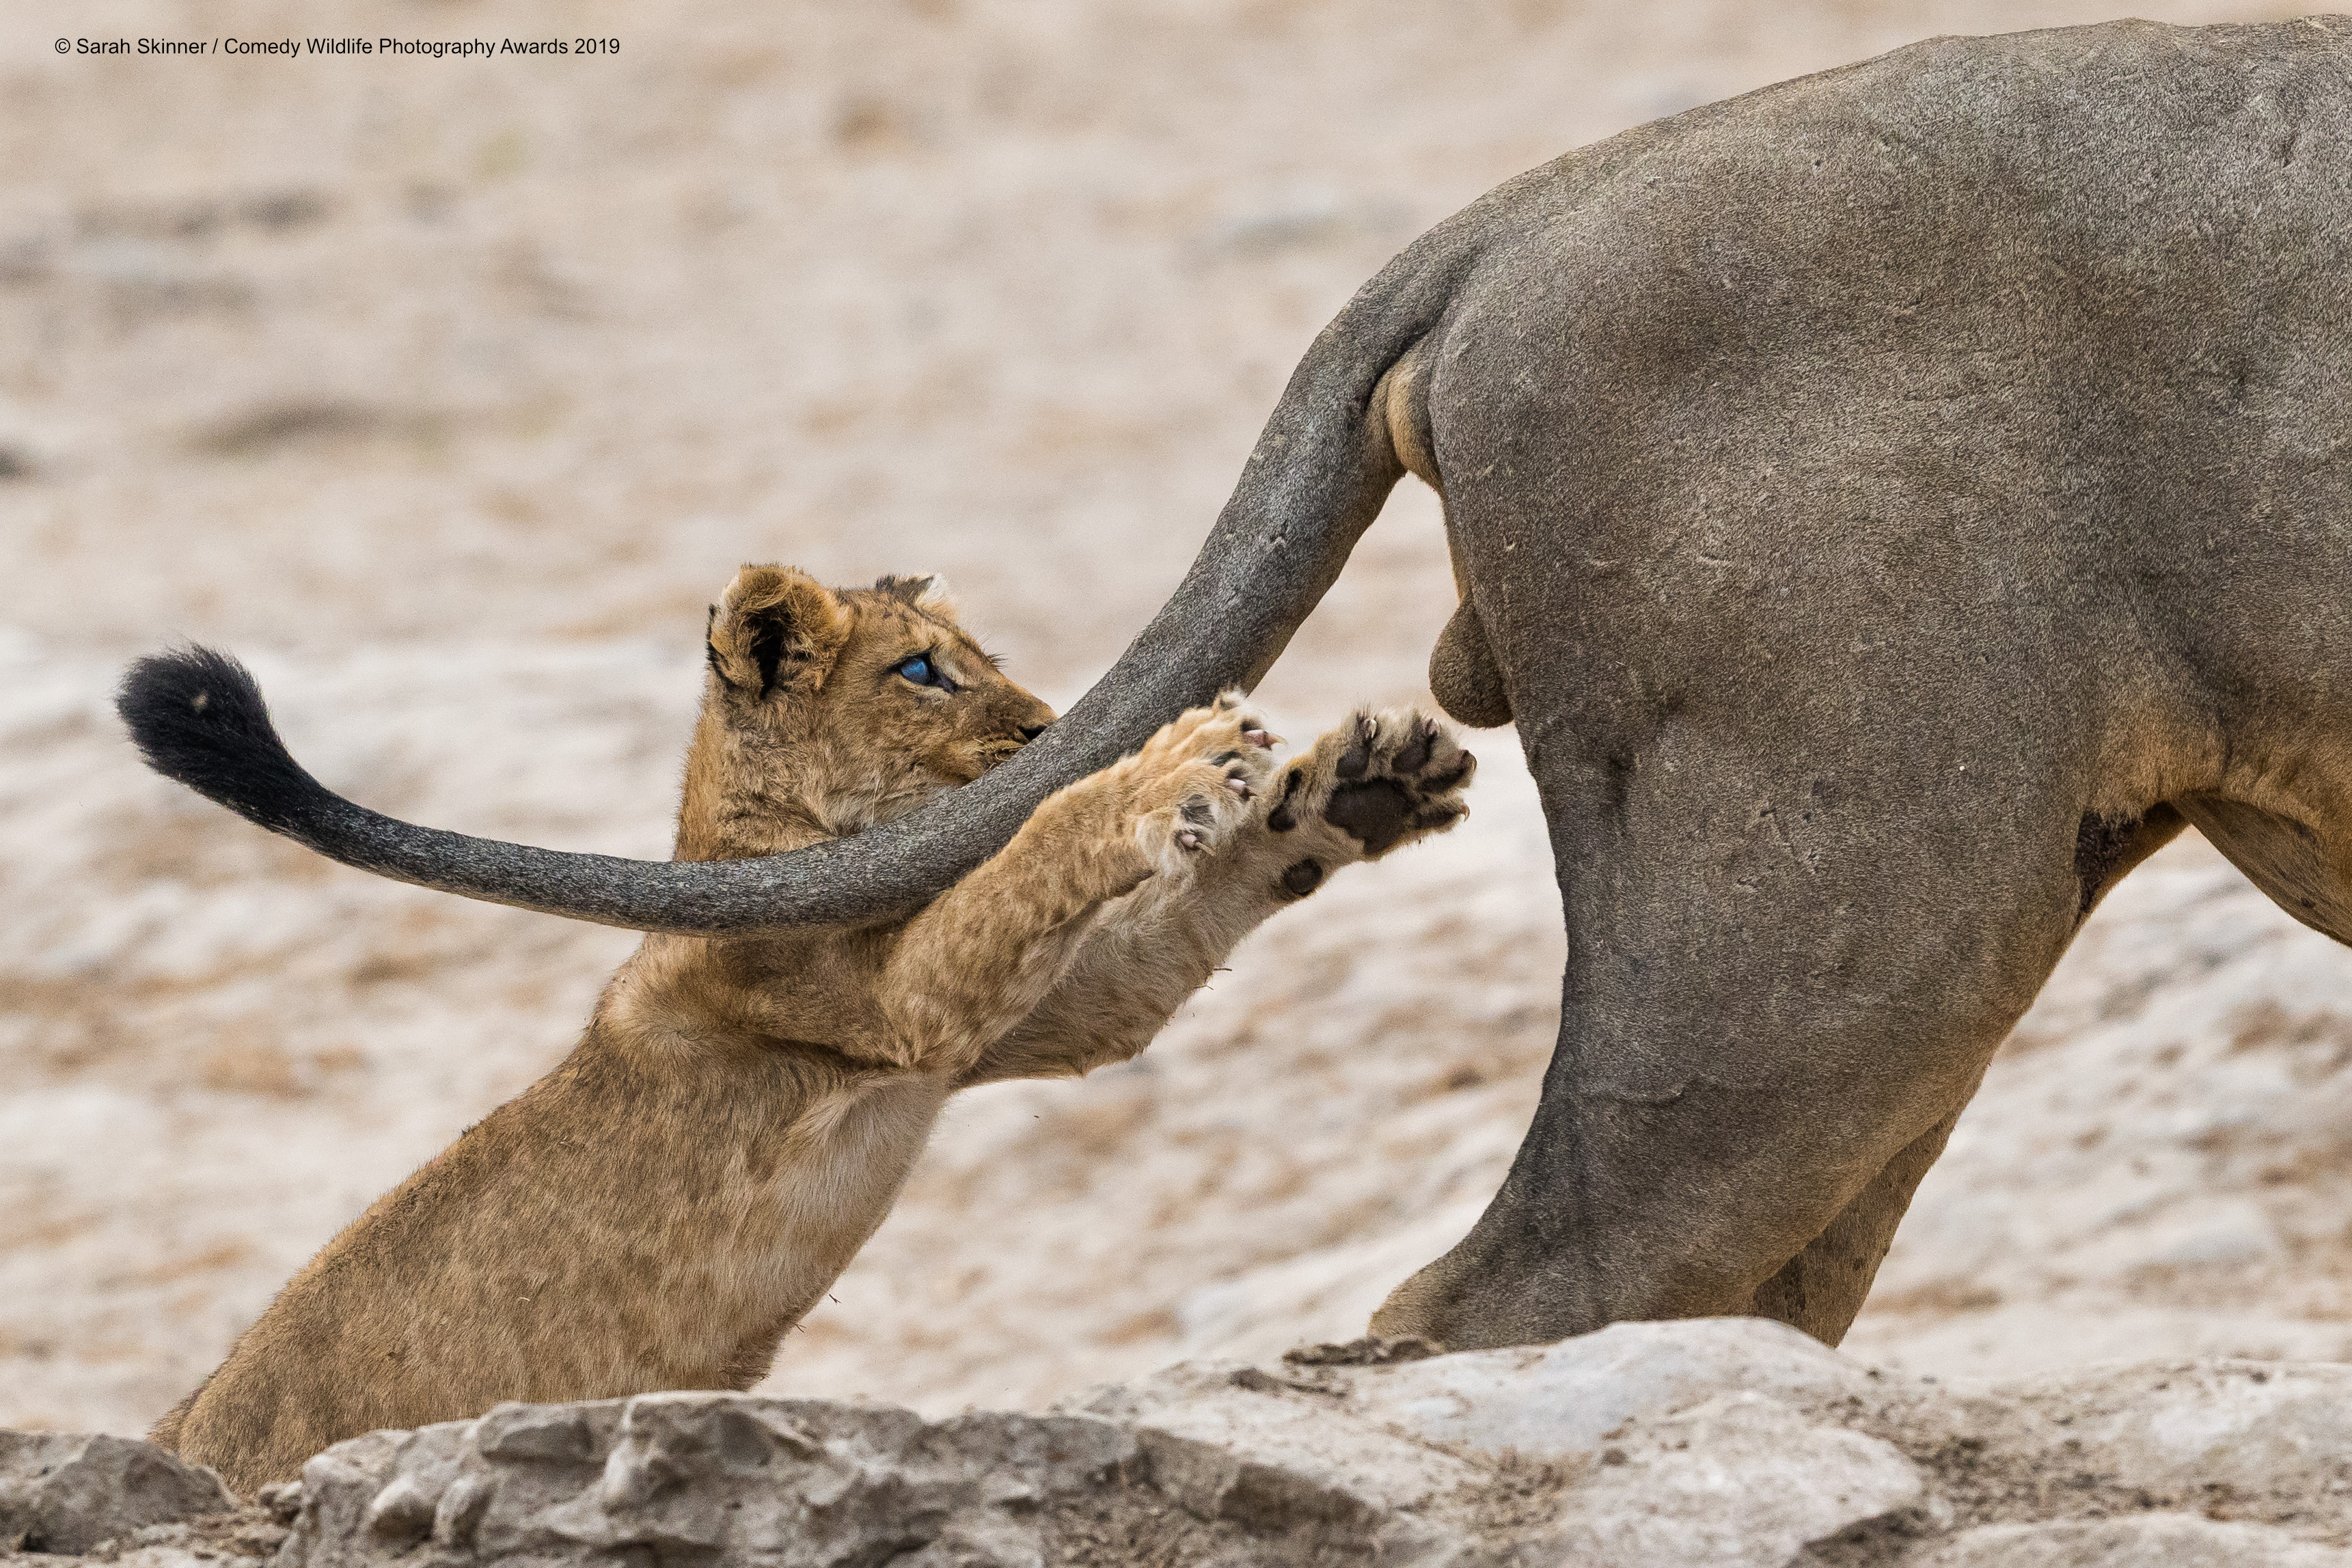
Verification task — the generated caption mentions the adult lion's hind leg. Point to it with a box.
[1742,1107,1963,1344]
[2177,794,2352,946]
[1746,802,2193,1345]
[1369,683,2106,1355]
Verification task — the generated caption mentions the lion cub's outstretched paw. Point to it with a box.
[1128,692,1281,875]
[1272,709,1474,862]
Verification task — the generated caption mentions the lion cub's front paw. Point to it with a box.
[1127,693,1281,875]
[1271,709,1474,863]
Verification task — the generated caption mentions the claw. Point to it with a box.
[1242,727,1278,749]
[1175,827,1203,851]
[1225,775,1252,797]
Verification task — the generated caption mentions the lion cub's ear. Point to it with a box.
[706,566,851,698]
[873,573,954,615]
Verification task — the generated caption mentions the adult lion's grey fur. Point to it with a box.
[122,18,2352,1353]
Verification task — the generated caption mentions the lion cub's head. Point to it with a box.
[676,566,1056,861]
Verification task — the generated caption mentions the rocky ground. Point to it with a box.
[4,0,2350,1513]
[8,1319,2352,1565]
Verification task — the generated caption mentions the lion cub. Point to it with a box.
[154,565,1475,1493]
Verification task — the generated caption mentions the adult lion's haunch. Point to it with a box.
[123,18,2352,1354]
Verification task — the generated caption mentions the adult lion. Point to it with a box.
[123,18,2352,1354]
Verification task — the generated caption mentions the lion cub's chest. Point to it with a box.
[725,1071,951,1308]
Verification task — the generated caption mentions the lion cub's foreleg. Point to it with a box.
[966,707,1475,1086]
[877,697,1280,1076]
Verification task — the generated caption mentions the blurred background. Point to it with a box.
[5,0,2348,1438]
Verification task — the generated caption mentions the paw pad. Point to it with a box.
[1309,709,1474,858]
[1268,769,1305,833]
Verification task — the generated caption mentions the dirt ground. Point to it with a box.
[4,0,2347,1439]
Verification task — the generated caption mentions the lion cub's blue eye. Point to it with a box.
[895,655,940,688]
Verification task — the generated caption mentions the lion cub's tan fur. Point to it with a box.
[154,566,1473,1494]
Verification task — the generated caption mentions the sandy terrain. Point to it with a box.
[3,0,2345,1440]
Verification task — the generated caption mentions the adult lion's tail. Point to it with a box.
[121,648,325,843]
[118,235,1480,936]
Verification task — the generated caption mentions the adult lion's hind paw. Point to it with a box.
[1276,709,1474,859]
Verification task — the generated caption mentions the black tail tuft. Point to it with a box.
[117,647,332,837]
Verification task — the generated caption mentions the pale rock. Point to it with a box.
[1907,1514,2352,1567]
[1342,1317,1880,1460]
[279,1395,1156,1568]
[0,1431,235,1555]
[1532,1391,1924,1568]
[1072,1359,1486,1513]
[1077,1319,1922,1565]
[2009,1360,2352,1524]
[14,1323,2352,1565]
